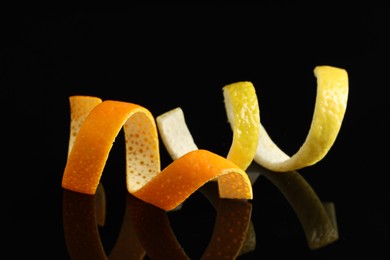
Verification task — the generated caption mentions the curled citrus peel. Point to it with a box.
[223,81,260,170]
[157,81,260,171]
[62,96,252,211]
[133,149,252,209]
[62,97,161,195]
[155,107,197,161]
[156,66,346,250]
[156,81,259,213]
[254,65,349,172]
[157,66,348,173]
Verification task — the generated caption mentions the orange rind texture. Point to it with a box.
[62,96,252,211]
[62,98,161,195]
[133,149,252,210]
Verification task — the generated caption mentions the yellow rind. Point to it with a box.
[254,65,348,172]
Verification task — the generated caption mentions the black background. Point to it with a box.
[3,6,389,259]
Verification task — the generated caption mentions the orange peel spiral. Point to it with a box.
[62,96,252,211]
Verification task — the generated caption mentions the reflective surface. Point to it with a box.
[61,167,339,259]
[4,7,389,259]
[63,181,253,259]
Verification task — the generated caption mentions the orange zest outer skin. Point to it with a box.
[62,99,161,195]
[62,96,252,211]
[133,149,253,211]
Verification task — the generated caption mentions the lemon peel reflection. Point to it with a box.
[247,163,339,249]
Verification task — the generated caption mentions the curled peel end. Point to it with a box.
[254,65,349,172]
[156,107,198,160]
[133,149,253,211]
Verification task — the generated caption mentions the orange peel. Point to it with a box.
[62,97,161,195]
[62,96,252,211]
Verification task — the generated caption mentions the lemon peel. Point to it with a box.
[254,65,348,171]
[156,67,345,250]
[155,107,198,160]
[224,81,261,170]
[156,81,260,171]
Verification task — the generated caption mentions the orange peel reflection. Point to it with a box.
[63,182,253,259]
[128,182,253,259]
[62,183,145,260]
